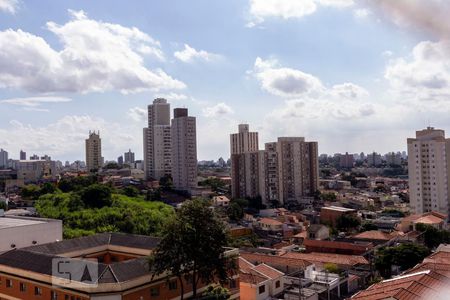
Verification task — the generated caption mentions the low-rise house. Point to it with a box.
[320,206,357,227]
[257,218,284,231]
[303,239,373,256]
[212,195,231,207]
[281,252,369,271]
[351,230,402,246]
[307,224,329,240]
[398,211,447,232]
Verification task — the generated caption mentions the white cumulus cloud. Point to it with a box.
[0,9,185,94]
[385,40,450,102]
[174,44,221,63]
[0,96,71,107]
[203,102,234,118]
[248,0,353,25]
[0,0,18,14]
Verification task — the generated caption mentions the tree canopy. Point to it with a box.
[149,199,231,299]
[336,214,361,231]
[375,243,430,278]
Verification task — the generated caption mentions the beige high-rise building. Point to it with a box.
[230,124,259,155]
[230,125,319,207]
[143,98,172,180]
[85,131,102,172]
[171,108,197,192]
[276,137,319,204]
[230,124,259,199]
[407,127,450,216]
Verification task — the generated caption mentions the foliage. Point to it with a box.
[247,196,265,210]
[149,199,230,299]
[199,177,227,192]
[79,184,112,208]
[104,162,120,169]
[146,188,161,201]
[415,223,450,249]
[227,202,244,221]
[227,233,260,248]
[323,263,340,274]
[21,184,42,200]
[58,176,97,193]
[202,285,230,300]
[0,201,6,210]
[375,243,430,278]
[122,186,140,197]
[321,192,337,202]
[336,214,361,231]
[159,174,173,190]
[40,182,57,195]
[35,192,174,239]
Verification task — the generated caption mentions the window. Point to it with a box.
[259,285,266,294]
[34,286,42,296]
[276,280,281,288]
[6,279,12,288]
[20,282,26,292]
[51,291,58,300]
[169,280,177,290]
[150,287,160,297]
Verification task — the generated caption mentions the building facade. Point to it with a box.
[171,108,197,192]
[0,233,239,300]
[230,124,259,155]
[0,149,8,169]
[143,98,172,180]
[124,149,135,164]
[85,131,102,172]
[230,126,319,206]
[16,160,57,182]
[408,127,450,216]
[19,150,26,161]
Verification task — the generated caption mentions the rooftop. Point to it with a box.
[0,216,47,229]
[321,206,356,212]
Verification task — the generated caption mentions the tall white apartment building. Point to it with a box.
[85,131,102,172]
[171,108,197,192]
[408,127,450,216]
[143,98,172,180]
[230,124,259,155]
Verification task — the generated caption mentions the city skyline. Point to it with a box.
[0,1,449,162]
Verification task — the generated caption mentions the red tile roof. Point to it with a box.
[351,270,450,300]
[253,263,284,280]
[303,238,374,253]
[352,230,401,241]
[259,218,283,226]
[240,252,312,270]
[239,257,255,273]
[282,251,369,267]
[239,272,268,285]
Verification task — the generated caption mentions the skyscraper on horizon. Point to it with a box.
[124,149,135,164]
[0,149,8,169]
[85,131,102,172]
[407,127,450,216]
[171,108,197,192]
[20,150,26,160]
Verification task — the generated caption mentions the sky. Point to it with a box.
[0,0,449,162]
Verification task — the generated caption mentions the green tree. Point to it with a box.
[159,174,173,190]
[336,214,361,231]
[227,202,244,221]
[58,176,97,192]
[416,223,450,249]
[202,285,230,300]
[0,201,7,210]
[375,243,430,278]
[21,184,41,200]
[199,178,227,192]
[79,184,112,208]
[122,186,139,197]
[149,199,231,299]
[323,263,340,274]
[40,182,57,195]
[321,192,337,202]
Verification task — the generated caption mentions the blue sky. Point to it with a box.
[0,0,449,162]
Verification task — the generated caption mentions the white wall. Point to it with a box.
[0,218,62,253]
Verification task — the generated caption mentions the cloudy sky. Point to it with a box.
[0,0,449,162]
